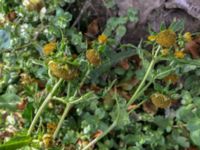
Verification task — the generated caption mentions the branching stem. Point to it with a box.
[127,46,161,106]
[27,79,63,135]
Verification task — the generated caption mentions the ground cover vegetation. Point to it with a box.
[0,0,200,150]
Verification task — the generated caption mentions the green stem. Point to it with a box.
[82,121,117,150]
[73,67,91,97]
[127,46,160,106]
[52,97,67,104]
[27,79,63,136]
[52,93,97,139]
[70,96,94,105]
[82,92,120,150]
[53,104,73,139]
[53,69,92,139]
[13,41,36,51]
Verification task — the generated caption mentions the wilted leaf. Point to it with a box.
[143,100,158,115]
[185,37,200,59]
[85,19,99,39]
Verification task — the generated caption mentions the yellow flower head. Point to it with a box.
[161,48,169,56]
[23,0,44,12]
[48,61,79,80]
[183,32,192,42]
[150,93,171,109]
[156,29,176,48]
[98,34,108,44]
[148,35,157,41]
[43,42,57,56]
[86,49,101,66]
[42,134,53,148]
[174,50,185,59]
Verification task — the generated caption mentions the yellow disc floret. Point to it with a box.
[183,32,192,42]
[48,61,79,80]
[43,42,57,56]
[174,50,185,59]
[86,49,101,66]
[156,29,176,48]
[150,93,171,109]
[23,0,44,12]
[42,134,53,148]
[148,35,157,41]
[161,48,169,56]
[98,34,108,44]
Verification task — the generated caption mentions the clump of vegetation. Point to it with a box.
[1,0,200,150]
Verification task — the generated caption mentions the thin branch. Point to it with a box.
[71,0,91,27]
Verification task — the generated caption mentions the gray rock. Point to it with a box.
[116,0,200,43]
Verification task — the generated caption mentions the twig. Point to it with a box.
[71,0,91,27]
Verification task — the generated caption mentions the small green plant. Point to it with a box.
[1,1,200,150]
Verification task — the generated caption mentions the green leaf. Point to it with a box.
[0,30,11,49]
[153,116,173,131]
[181,91,193,105]
[0,135,32,150]
[0,92,20,111]
[190,130,200,147]
[71,32,83,46]
[54,8,72,28]
[114,67,125,75]
[116,25,127,38]
[174,136,190,148]
[90,49,136,81]
[105,17,128,35]
[103,0,116,8]
[169,19,185,32]
[184,75,200,96]
[176,104,196,122]
[127,8,138,22]
[111,95,130,128]
[187,117,200,132]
